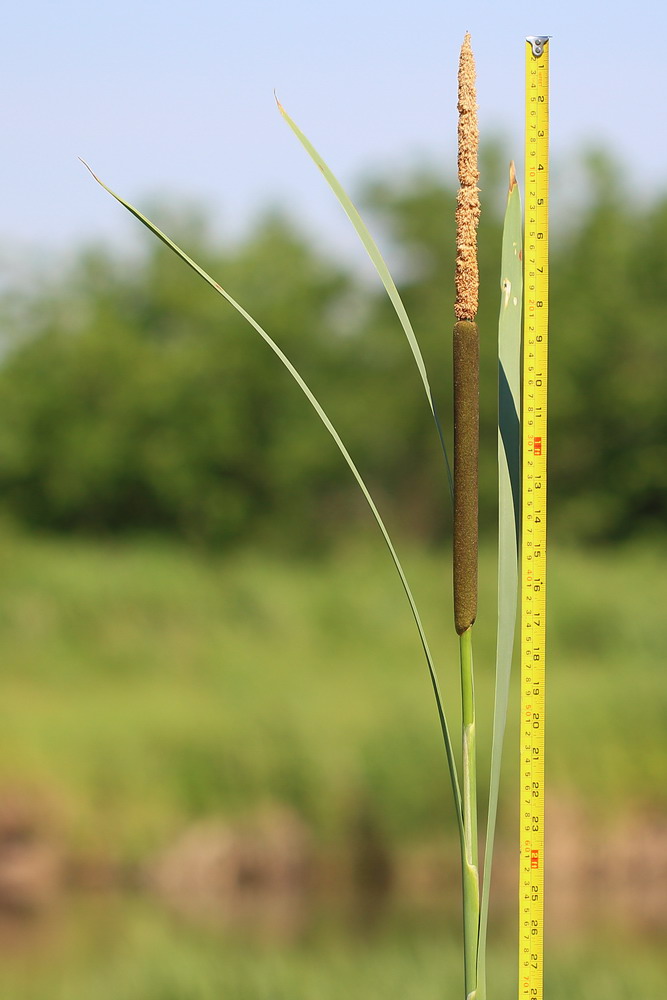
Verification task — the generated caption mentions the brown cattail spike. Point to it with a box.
[455,33,480,323]
[453,319,479,634]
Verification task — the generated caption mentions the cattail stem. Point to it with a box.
[459,626,479,1000]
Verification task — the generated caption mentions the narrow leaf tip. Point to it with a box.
[274,91,286,116]
[78,157,97,181]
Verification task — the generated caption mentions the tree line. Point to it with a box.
[0,149,664,549]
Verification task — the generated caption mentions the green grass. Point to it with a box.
[0,530,665,857]
[0,895,663,1000]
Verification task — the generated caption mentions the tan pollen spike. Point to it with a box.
[455,32,480,323]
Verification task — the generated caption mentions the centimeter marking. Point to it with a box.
[519,35,549,1000]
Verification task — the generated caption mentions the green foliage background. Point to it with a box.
[0,148,665,998]
[1,149,664,548]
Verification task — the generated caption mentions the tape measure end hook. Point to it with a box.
[526,35,550,58]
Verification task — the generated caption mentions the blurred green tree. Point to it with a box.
[0,149,665,547]
[0,212,354,547]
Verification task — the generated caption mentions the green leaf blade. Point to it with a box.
[82,159,463,830]
[276,101,453,496]
[477,164,523,995]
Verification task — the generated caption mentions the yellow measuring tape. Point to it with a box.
[519,34,549,1000]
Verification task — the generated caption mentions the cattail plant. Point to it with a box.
[84,31,522,1000]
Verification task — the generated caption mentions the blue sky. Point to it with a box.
[4,0,666,260]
